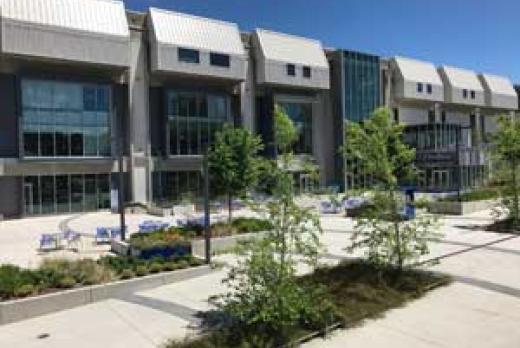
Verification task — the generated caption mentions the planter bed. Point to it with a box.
[0,264,212,325]
[125,217,273,259]
[165,260,451,348]
[428,199,496,215]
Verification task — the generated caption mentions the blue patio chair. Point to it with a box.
[110,226,126,240]
[39,234,57,251]
[95,227,110,244]
[320,200,338,214]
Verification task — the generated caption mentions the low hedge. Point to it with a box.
[0,255,204,301]
[439,187,501,202]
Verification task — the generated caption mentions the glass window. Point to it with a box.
[167,91,229,156]
[70,174,84,212]
[84,174,97,210]
[463,89,468,98]
[279,102,313,154]
[178,48,200,64]
[470,90,476,99]
[303,66,311,78]
[417,83,423,93]
[40,176,55,214]
[56,175,70,213]
[210,53,230,67]
[427,84,432,94]
[21,80,111,158]
[287,64,296,76]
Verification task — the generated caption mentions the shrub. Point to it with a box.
[39,259,114,286]
[162,262,180,272]
[176,260,189,269]
[231,217,273,233]
[135,265,149,277]
[0,265,39,300]
[120,269,135,280]
[149,262,162,273]
[13,284,37,298]
[58,276,77,289]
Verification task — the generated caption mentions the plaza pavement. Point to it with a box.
[0,209,520,347]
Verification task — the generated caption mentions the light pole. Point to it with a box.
[117,108,126,241]
[203,147,211,264]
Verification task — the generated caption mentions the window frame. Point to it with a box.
[178,47,200,64]
[209,52,230,68]
[286,64,296,77]
[417,82,423,93]
[303,66,312,79]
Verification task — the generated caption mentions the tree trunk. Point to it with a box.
[227,193,232,224]
[390,190,403,271]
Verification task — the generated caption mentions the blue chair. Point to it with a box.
[95,227,110,244]
[110,226,126,240]
[40,234,57,251]
[320,201,338,214]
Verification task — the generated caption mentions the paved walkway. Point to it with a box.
[1,210,520,347]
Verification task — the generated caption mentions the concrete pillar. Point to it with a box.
[128,27,151,205]
[434,102,441,122]
[240,46,256,133]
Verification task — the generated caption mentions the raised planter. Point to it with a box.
[428,199,496,215]
[191,232,267,258]
[147,206,174,217]
[0,265,212,326]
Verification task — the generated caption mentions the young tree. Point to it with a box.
[208,124,264,222]
[343,107,441,270]
[211,106,331,345]
[492,115,520,227]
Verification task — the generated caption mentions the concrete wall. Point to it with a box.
[0,176,22,218]
[0,74,18,157]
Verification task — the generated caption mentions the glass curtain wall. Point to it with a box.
[166,91,229,155]
[23,174,110,216]
[152,171,202,206]
[22,79,111,158]
[341,51,382,189]
[278,102,313,154]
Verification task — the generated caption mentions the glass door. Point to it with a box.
[24,183,34,215]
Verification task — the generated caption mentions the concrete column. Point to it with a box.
[434,102,441,122]
[240,46,256,133]
[128,27,151,205]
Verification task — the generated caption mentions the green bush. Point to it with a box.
[120,269,135,280]
[129,229,192,250]
[149,262,162,273]
[58,276,77,289]
[13,284,37,298]
[439,187,500,202]
[231,217,273,233]
[135,265,149,277]
[0,265,39,300]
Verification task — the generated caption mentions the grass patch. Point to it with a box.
[165,260,450,348]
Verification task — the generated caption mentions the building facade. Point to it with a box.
[0,0,518,219]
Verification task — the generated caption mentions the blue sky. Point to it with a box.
[123,0,520,82]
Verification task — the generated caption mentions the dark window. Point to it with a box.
[393,108,399,123]
[441,111,446,123]
[303,66,311,78]
[417,83,423,93]
[426,84,432,94]
[470,90,476,99]
[287,64,296,76]
[428,110,435,123]
[178,48,200,64]
[210,53,230,67]
[463,89,468,98]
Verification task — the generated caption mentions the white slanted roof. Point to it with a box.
[393,56,442,85]
[0,0,130,67]
[478,73,518,110]
[390,56,444,102]
[255,29,328,68]
[253,29,329,89]
[149,8,244,56]
[438,65,484,106]
[148,8,246,80]
[440,66,483,91]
